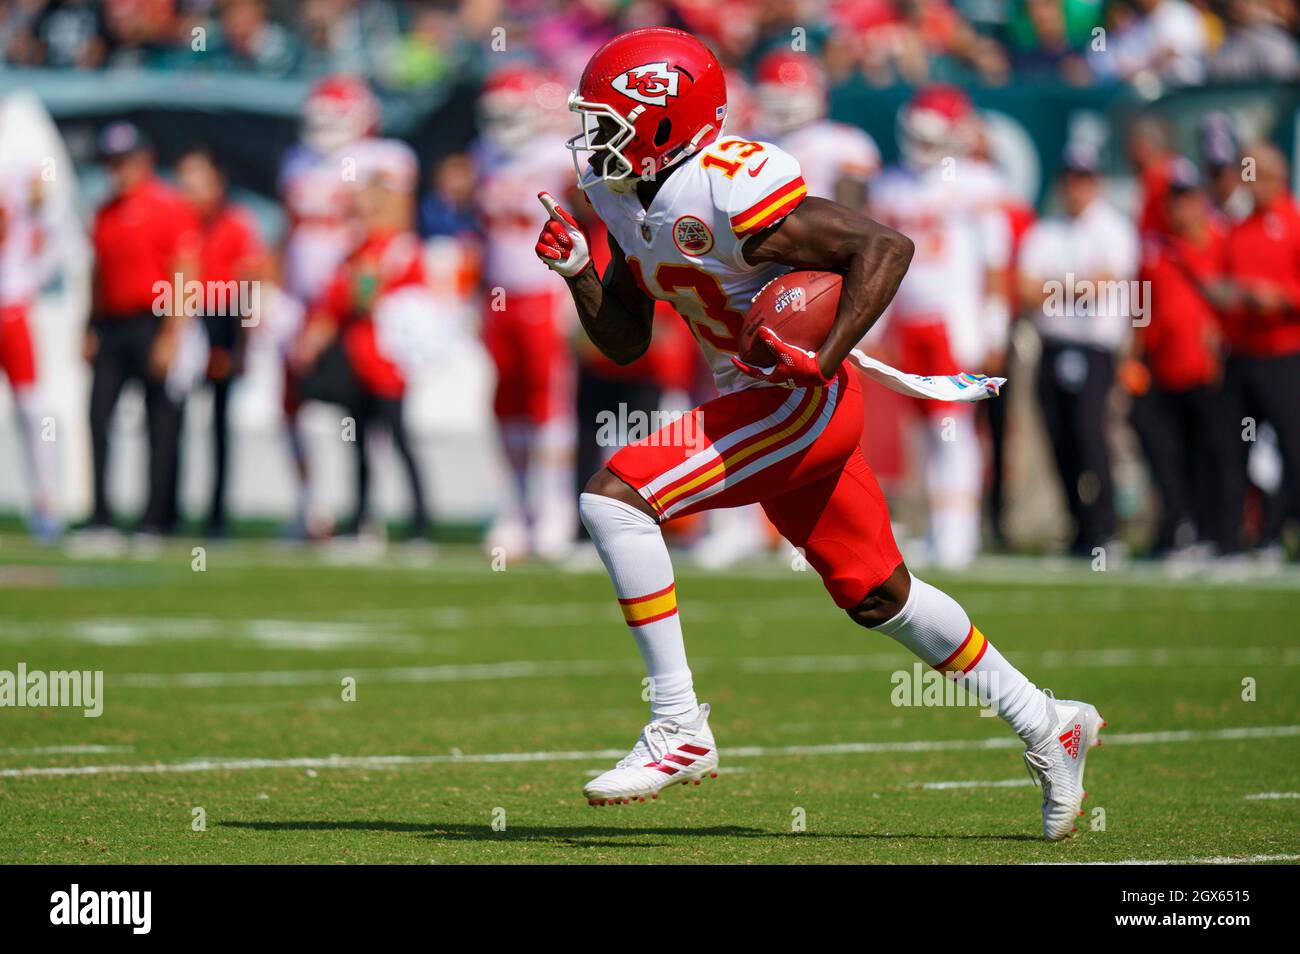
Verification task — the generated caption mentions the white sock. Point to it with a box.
[925,412,981,569]
[579,492,698,722]
[14,388,57,517]
[872,573,1049,742]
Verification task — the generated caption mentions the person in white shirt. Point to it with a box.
[1019,143,1139,555]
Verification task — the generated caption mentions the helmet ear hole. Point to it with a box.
[654,118,672,147]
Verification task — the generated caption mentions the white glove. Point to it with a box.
[535,191,591,278]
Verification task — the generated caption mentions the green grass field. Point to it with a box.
[1,534,1298,864]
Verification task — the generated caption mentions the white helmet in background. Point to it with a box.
[755,49,826,136]
[897,84,977,172]
[302,74,380,155]
[479,65,561,154]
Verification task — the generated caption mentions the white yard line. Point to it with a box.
[116,658,640,689]
[1244,792,1300,800]
[0,744,134,756]
[917,778,1034,790]
[3,724,1297,779]
[109,644,1300,690]
[1029,853,1300,866]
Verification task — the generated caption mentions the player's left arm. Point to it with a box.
[742,196,914,380]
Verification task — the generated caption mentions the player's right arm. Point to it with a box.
[536,192,652,365]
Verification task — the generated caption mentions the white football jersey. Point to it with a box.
[585,137,808,394]
[478,134,574,293]
[776,120,879,201]
[278,142,356,304]
[0,162,46,307]
[871,160,1011,365]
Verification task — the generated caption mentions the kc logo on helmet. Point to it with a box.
[612,63,680,106]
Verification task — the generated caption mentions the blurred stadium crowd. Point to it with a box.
[0,1,1298,573]
[1,0,1297,87]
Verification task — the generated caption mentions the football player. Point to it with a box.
[754,49,880,210]
[534,29,1101,840]
[476,65,580,561]
[0,155,61,539]
[277,74,380,538]
[871,85,1013,568]
[694,51,883,569]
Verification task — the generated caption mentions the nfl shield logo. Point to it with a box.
[640,224,653,242]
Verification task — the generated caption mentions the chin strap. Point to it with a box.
[848,349,1006,403]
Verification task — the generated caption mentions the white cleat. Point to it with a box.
[585,704,719,806]
[1022,694,1106,841]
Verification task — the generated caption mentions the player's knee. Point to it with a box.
[846,562,911,629]
[581,468,656,520]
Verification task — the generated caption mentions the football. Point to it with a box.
[738,269,842,367]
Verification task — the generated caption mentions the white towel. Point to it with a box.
[849,349,1005,403]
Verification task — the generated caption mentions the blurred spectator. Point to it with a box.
[1128,158,1226,555]
[1019,143,1139,555]
[8,0,109,68]
[203,0,298,75]
[1213,141,1300,553]
[1089,0,1208,87]
[1209,0,1300,80]
[858,0,1011,86]
[1198,110,1252,221]
[86,121,199,536]
[1007,0,1094,83]
[175,143,265,537]
[1128,113,1178,238]
[297,0,402,80]
[385,2,460,88]
[419,152,478,239]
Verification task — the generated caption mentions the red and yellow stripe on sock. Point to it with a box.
[618,583,678,627]
[935,625,988,675]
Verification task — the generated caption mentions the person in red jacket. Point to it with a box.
[87,122,199,535]
[291,140,431,540]
[1128,159,1226,555]
[1212,141,1300,555]
[176,144,266,537]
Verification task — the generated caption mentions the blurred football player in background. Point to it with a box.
[277,74,380,538]
[476,65,579,561]
[292,138,432,542]
[872,85,1011,568]
[755,49,880,210]
[0,144,62,539]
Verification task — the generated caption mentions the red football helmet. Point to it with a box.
[303,75,380,155]
[755,50,825,136]
[568,27,727,192]
[897,84,976,171]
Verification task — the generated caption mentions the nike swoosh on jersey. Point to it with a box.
[747,159,769,177]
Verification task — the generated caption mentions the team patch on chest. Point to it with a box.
[672,215,714,256]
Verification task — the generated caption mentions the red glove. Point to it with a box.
[534,192,591,278]
[731,326,833,388]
